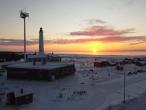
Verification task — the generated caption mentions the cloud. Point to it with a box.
[129,41,145,45]
[45,36,146,44]
[100,49,146,52]
[97,36,145,43]
[0,39,37,46]
[88,19,106,25]
[125,0,137,5]
[0,36,146,46]
[70,25,134,36]
[70,19,135,37]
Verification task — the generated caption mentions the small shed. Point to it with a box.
[7,89,33,106]
[94,61,112,67]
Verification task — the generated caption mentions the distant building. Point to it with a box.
[27,54,61,62]
[94,61,115,67]
[6,27,75,81]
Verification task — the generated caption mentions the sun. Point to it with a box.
[92,49,97,53]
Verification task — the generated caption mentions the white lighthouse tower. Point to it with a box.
[39,27,45,55]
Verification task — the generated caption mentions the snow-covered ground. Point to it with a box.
[103,91,146,110]
[0,56,146,110]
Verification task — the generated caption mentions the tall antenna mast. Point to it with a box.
[20,10,29,62]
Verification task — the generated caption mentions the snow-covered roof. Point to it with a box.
[7,88,33,97]
[0,61,22,69]
[27,54,47,59]
[7,62,74,70]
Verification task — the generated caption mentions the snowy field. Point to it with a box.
[0,56,146,110]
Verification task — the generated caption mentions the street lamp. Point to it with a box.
[20,10,29,62]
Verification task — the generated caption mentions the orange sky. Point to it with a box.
[1,40,146,55]
[0,0,146,55]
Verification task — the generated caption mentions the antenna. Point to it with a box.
[20,10,29,62]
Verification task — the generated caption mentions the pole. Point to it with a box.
[24,17,26,62]
[20,11,29,62]
[123,72,126,104]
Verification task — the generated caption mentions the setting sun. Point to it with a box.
[92,49,97,53]
[0,0,146,56]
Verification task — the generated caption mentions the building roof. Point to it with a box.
[7,62,74,70]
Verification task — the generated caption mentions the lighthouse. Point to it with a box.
[39,27,45,55]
